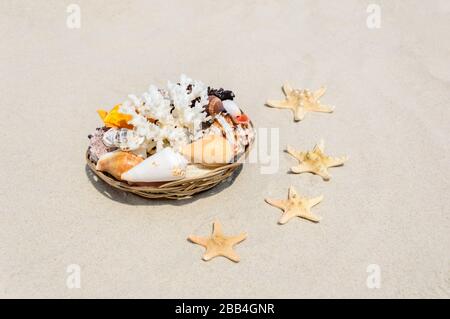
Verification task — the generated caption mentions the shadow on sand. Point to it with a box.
[85,164,243,206]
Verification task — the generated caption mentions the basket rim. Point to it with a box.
[86,151,245,191]
[86,117,255,192]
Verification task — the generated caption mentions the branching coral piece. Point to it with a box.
[188,221,247,263]
[266,83,334,121]
[265,186,323,224]
[286,140,348,181]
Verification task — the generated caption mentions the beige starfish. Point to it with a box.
[265,186,323,224]
[188,221,247,263]
[266,83,334,121]
[286,139,348,181]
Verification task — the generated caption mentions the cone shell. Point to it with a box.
[121,147,188,183]
[181,135,233,165]
[96,151,143,180]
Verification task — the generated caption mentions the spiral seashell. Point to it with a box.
[181,135,233,165]
[102,128,145,151]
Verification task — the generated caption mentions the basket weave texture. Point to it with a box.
[86,121,254,200]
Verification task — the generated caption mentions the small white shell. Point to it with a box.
[222,100,241,117]
[103,128,144,151]
[131,146,148,159]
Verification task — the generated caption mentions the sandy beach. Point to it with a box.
[0,0,449,298]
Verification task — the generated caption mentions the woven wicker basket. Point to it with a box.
[86,122,254,200]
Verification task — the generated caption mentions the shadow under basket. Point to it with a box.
[86,138,253,200]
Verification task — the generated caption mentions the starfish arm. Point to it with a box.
[212,221,224,236]
[266,99,291,109]
[188,235,209,247]
[288,186,300,199]
[301,210,322,222]
[202,248,219,261]
[326,156,348,167]
[309,103,335,113]
[286,145,303,160]
[291,164,311,174]
[313,86,327,99]
[229,232,248,246]
[307,195,324,208]
[282,82,293,96]
[265,198,287,210]
[278,211,295,224]
[313,139,325,153]
[221,248,241,263]
[293,106,306,121]
[315,167,331,181]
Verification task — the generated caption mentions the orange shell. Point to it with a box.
[97,105,133,129]
[96,151,143,180]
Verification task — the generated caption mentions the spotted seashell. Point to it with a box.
[102,128,144,151]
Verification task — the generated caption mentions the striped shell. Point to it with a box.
[102,128,145,151]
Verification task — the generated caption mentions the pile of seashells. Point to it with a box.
[88,75,254,184]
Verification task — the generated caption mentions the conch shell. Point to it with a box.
[121,147,187,183]
[181,135,233,165]
[96,151,143,180]
[205,114,254,159]
[97,105,133,129]
[102,128,145,151]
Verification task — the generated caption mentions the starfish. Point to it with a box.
[286,140,348,181]
[265,186,323,224]
[188,221,247,263]
[266,83,334,121]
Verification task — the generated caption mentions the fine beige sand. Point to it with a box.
[1,0,449,298]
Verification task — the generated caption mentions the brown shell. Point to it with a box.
[206,95,225,115]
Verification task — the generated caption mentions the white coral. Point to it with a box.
[167,74,209,137]
[116,75,210,155]
[140,85,172,124]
